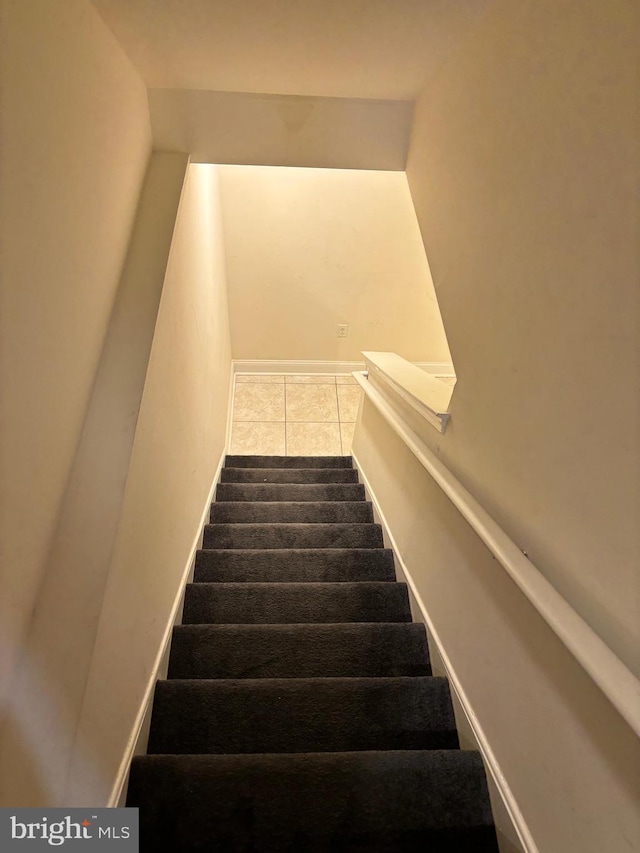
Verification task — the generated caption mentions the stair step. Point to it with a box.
[216,482,366,502]
[147,677,458,755]
[194,549,396,583]
[221,467,359,484]
[203,522,384,550]
[182,581,411,624]
[128,750,498,852]
[168,624,430,679]
[226,455,353,469]
[131,450,499,847]
[210,501,373,524]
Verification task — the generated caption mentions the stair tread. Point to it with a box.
[182,581,411,623]
[203,522,384,550]
[128,750,499,851]
[221,467,359,484]
[217,482,366,501]
[226,455,353,469]
[148,677,458,755]
[194,548,396,582]
[169,623,430,679]
[210,501,373,524]
[205,521,380,527]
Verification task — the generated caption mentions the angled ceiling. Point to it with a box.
[91,0,488,101]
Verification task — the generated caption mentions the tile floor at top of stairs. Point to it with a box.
[230,374,362,457]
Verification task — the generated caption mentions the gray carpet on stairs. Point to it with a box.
[216,482,366,502]
[194,548,397,582]
[221,467,360,483]
[182,581,412,624]
[210,500,373,524]
[168,623,431,678]
[127,751,498,852]
[128,455,498,851]
[203,521,384,550]
[225,455,354,469]
[147,677,458,754]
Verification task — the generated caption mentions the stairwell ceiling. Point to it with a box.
[91,0,487,101]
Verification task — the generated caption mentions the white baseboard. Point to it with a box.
[108,447,227,808]
[233,359,366,375]
[352,451,537,853]
[233,359,456,377]
[415,361,456,377]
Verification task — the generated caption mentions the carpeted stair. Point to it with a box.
[128,455,499,851]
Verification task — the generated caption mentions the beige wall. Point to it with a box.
[353,398,640,853]
[67,165,232,806]
[149,89,413,171]
[93,0,487,100]
[0,0,151,782]
[0,153,189,807]
[218,165,452,364]
[406,0,639,675]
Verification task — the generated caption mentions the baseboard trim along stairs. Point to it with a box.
[127,455,499,851]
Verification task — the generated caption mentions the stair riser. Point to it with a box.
[216,482,366,502]
[148,678,458,755]
[128,751,498,852]
[221,468,359,484]
[203,523,384,550]
[226,455,353,469]
[210,502,373,524]
[182,582,411,624]
[168,624,430,679]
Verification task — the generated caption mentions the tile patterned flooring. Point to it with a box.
[230,374,362,456]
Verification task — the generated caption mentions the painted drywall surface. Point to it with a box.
[149,89,413,170]
[405,0,639,676]
[218,165,452,364]
[0,153,189,808]
[67,165,232,806]
[94,0,488,99]
[353,400,640,853]
[0,0,151,798]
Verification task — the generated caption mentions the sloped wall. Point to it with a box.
[406,0,639,676]
[0,0,151,802]
[393,0,640,848]
[67,165,232,806]
[353,400,640,853]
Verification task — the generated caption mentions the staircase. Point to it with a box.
[128,455,499,851]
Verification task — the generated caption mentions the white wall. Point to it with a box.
[353,397,640,853]
[149,89,413,171]
[67,165,232,806]
[0,0,151,799]
[376,0,640,849]
[93,0,488,100]
[218,165,452,364]
[406,0,639,676]
[0,152,189,807]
